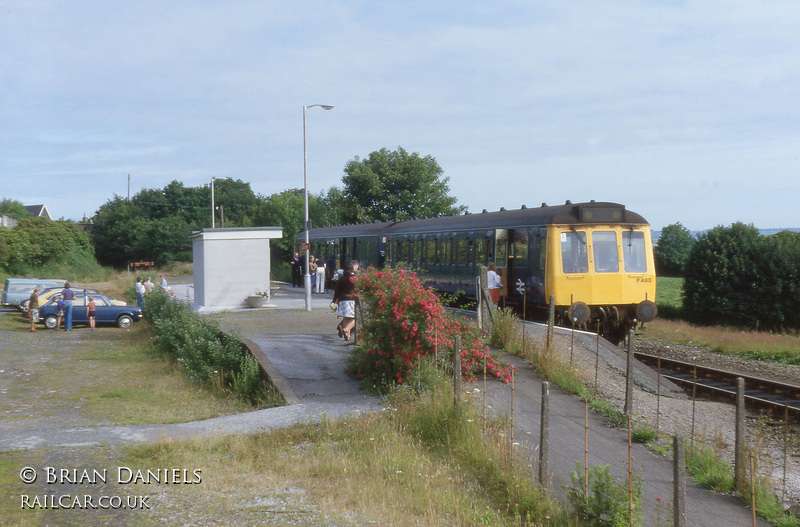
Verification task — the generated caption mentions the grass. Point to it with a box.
[649,276,800,365]
[0,311,254,425]
[0,358,574,526]
[115,363,568,526]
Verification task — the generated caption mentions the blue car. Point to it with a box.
[37,292,143,329]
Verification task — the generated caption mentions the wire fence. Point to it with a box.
[460,314,797,527]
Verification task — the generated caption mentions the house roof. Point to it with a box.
[24,205,51,220]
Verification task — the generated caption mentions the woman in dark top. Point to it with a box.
[332,261,359,340]
[61,282,76,331]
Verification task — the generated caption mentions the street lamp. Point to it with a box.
[211,177,229,228]
[303,104,334,311]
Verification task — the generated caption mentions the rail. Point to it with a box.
[634,352,800,419]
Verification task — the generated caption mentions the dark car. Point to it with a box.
[37,292,143,329]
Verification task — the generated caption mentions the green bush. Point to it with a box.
[655,222,694,277]
[144,291,273,405]
[565,462,642,527]
[683,224,800,332]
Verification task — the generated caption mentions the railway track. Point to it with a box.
[634,352,800,420]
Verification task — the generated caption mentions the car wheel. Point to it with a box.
[117,315,133,328]
[44,315,58,329]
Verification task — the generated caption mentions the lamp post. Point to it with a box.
[303,104,334,311]
[211,177,228,228]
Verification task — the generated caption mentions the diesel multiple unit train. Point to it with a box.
[297,200,657,340]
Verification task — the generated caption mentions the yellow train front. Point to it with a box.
[542,209,657,341]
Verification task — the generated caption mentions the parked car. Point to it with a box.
[37,292,143,329]
[2,278,67,306]
[19,287,127,312]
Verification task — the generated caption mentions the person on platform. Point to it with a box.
[290,253,302,287]
[332,261,359,340]
[315,255,327,294]
[487,261,502,306]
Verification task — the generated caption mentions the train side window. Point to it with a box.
[538,233,547,271]
[475,237,486,266]
[561,231,588,274]
[622,230,647,273]
[457,238,467,266]
[513,233,529,266]
[592,231,619,273]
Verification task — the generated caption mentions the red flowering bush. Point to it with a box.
[346,267,513,388]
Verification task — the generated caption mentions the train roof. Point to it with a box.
[299,201,648,240]
[298,221,393,241]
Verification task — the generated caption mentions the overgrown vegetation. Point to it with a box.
[143,291,283,406]
[565,462,642,527]
[0,215,105,279]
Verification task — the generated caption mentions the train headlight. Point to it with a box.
[568,301,590,326]
[635,300,657,322]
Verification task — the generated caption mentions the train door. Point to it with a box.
[494,229,509,298]
[510,230,530,300]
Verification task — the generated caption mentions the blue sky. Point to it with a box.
[1,1,798,231]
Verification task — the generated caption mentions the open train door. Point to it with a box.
[494,229,509,300]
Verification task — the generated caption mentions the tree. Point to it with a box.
[681,223,800,331]
[0,216,94,274]
[683,223,762,328]
[328,147,465,224]
[654,222,694,276]
[253,189,330,265]
[0,199,31,220]
[91,180,262,266]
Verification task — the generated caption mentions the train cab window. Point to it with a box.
[561,231,588,274]
[622,230,648,273]
[592,231,619,273]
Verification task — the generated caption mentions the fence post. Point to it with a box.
[476,275,483,332]
[538,381,550,489]
[453,335,461,411]
[546,295,555,353]
[734,377,746,492]
[353,298,360,346]
[673,434,686,527]
[624,329,635,416]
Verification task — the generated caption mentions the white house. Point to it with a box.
[191,227,283,313]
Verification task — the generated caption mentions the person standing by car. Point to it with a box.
[135,277,145,309]
[86,297,97,331]
[55,294,64,329]
[61,282,75,331]
[28,288,39,332]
